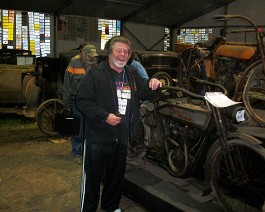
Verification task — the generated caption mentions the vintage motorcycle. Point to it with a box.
[177,14,265,126]
[127,79,265,212]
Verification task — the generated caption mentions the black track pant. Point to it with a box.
[80,135,127,212]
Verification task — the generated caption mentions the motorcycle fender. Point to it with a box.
[227,132,262,145]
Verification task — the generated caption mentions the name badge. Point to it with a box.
[118,98,127,115]
[117,90,131,99]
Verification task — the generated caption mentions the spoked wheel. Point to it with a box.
[153,72,172,86]
[36,99,64,136]
[127,120,147,161]
[208,139,265,212]
[178,48,207,95]
[243,64,265,126]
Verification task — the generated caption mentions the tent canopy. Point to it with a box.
[0,0,236,28]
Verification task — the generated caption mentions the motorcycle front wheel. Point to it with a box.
[206,138,265,212]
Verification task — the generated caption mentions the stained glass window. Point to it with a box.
[164,28,170,51]
[98,19,121,50]
[177,28,212,44]
[0,9,50,57]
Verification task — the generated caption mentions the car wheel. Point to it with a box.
[152,72,172,86]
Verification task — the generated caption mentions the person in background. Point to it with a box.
[76,36,161,211]
[127,52,149,79]
[63,44,98,164]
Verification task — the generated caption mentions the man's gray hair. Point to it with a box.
[106,36,132,55]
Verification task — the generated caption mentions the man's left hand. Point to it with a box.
[149,78,162,90]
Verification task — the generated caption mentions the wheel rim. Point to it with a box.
[211,141,265,211]
[153,72,172,86]
[178,49,206,95]
[243,66,265,126]
[157,75,171,86]
[37,99,64,135]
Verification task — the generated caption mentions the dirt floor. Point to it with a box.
[0,114,148,212]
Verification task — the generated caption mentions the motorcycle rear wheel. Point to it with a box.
[178,48,207,95]
[243,64,265,126]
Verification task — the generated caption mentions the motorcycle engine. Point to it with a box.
[170,120,200,142]
[215,57,248,98]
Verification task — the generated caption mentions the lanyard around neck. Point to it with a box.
[115,70,125,93]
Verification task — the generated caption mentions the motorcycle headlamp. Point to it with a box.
[224,105,247,124]
[235,109,246,123]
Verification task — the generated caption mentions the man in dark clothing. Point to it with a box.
[76,36,161,212]
[63,44,98,164]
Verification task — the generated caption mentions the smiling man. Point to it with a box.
[76,36,161,212]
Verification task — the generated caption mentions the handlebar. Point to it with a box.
[162,79,227,100]
[213,15,259,31]
[213,15,265,69]
[194,79,228,96]
[163,85,205,100]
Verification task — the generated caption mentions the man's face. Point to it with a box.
[81,50,97,65]
[109,42,131,69]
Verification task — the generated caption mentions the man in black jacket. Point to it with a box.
[76,36,161,212]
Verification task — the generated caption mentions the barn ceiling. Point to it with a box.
[0,0,236,28]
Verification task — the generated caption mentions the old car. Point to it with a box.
[134,50,179,85]
[0,48,41,118]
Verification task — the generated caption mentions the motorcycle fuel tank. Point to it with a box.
[158,98,211,131]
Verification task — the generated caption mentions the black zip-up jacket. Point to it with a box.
[76,60,160,141]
